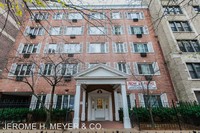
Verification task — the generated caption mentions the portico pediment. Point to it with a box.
[74,64,128,79]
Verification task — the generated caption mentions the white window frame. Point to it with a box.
[61,63,78,75]
[113,26,123,35]
[88,43,108,53]
[50,27,62,35]
[26,27,44,36]
[43,63,54,76]
[89,26,107,35]
[136,62,160,75]
[117,62,128,73]
[90,12,106,19]
[31,12,49,20]
[53,12,64,20]
[64,26,83,35]
[62,43,82,53]
[126,12,144,19]
[13,64,34,76]
[113,42,128,53]
[68,12,83,20]
[131,42,154,53]
[111,12,121,19]
[47,44,58,54]
[22,44,38,54]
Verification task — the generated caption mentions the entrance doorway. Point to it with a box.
[88,90,113,121]
[94,97,109,120]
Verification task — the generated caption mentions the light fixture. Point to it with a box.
[97,89,102,94]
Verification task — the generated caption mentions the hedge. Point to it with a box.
[128,105,200,126]
[0,108,71,122]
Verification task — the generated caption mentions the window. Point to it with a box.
[144,95,162,107]
[43,64,53,76]
[88,63,106,68]
[127,12,144,19]
[129,26,148,34]
[193,6,200,13]
[113,26,123,35]
[131,42,154,53]
[68,13,83,19]
[53,12,64,20]
[25,27,45,36]
[36,95,46,109]
[138,63,154,75]
[134,62,160,75]
[22,44,38,54]
[31,12,49,20]
[88,43,108,53]
[163,6,182,15]
[56,95,63,109]
[111,12,121,19]
[50,27,62,35]
[64,27,83,35]
[186,63,200,79]
[46,44,58,53]
[116,62,128,73]
[61,63,78,75]
[169,21,192,32]
[62,43,82,53]
[62,95,75,109]
[90,12,106,19]
[177,40,200,52]
[14,64,34,76]
[113,42,127,53]
[89,27,106,35]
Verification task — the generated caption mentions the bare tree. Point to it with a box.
[2,54,82,127]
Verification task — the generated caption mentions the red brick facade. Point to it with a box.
[0,7,177,107]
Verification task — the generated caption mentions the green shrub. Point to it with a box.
[131,104,200,125]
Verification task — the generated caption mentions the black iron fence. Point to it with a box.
[129,100,200,130]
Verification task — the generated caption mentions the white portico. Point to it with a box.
[72,64,131,128]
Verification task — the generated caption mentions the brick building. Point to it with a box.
[0,0,176,128]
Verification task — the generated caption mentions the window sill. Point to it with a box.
[44,52,81,55]
[113,52,128,54]
[173,31,195,33]
[132,52,154,54]
[64,34,83,36]
[188,78,200,81]
[165,14,185,16]
[88,53,108,54]
[89,34,106,36]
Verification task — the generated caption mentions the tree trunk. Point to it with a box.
[149,107,155,128]
[45,85,56,128]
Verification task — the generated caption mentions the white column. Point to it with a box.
[121,84,131,128]
[73,84,81,128]
[114,90,119,121]
[81,89,86,121]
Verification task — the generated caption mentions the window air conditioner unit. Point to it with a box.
[72,19,77,23]
[136,34,142,38]
[29,33,36,39]
[16,76,24,81]
[140,52,147,57]
[145,75,152,81]
[133,18,139,22]
[70,35,76,39]
[23,53,31,58]
[64,74,72,82]
[68,54,74,57]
